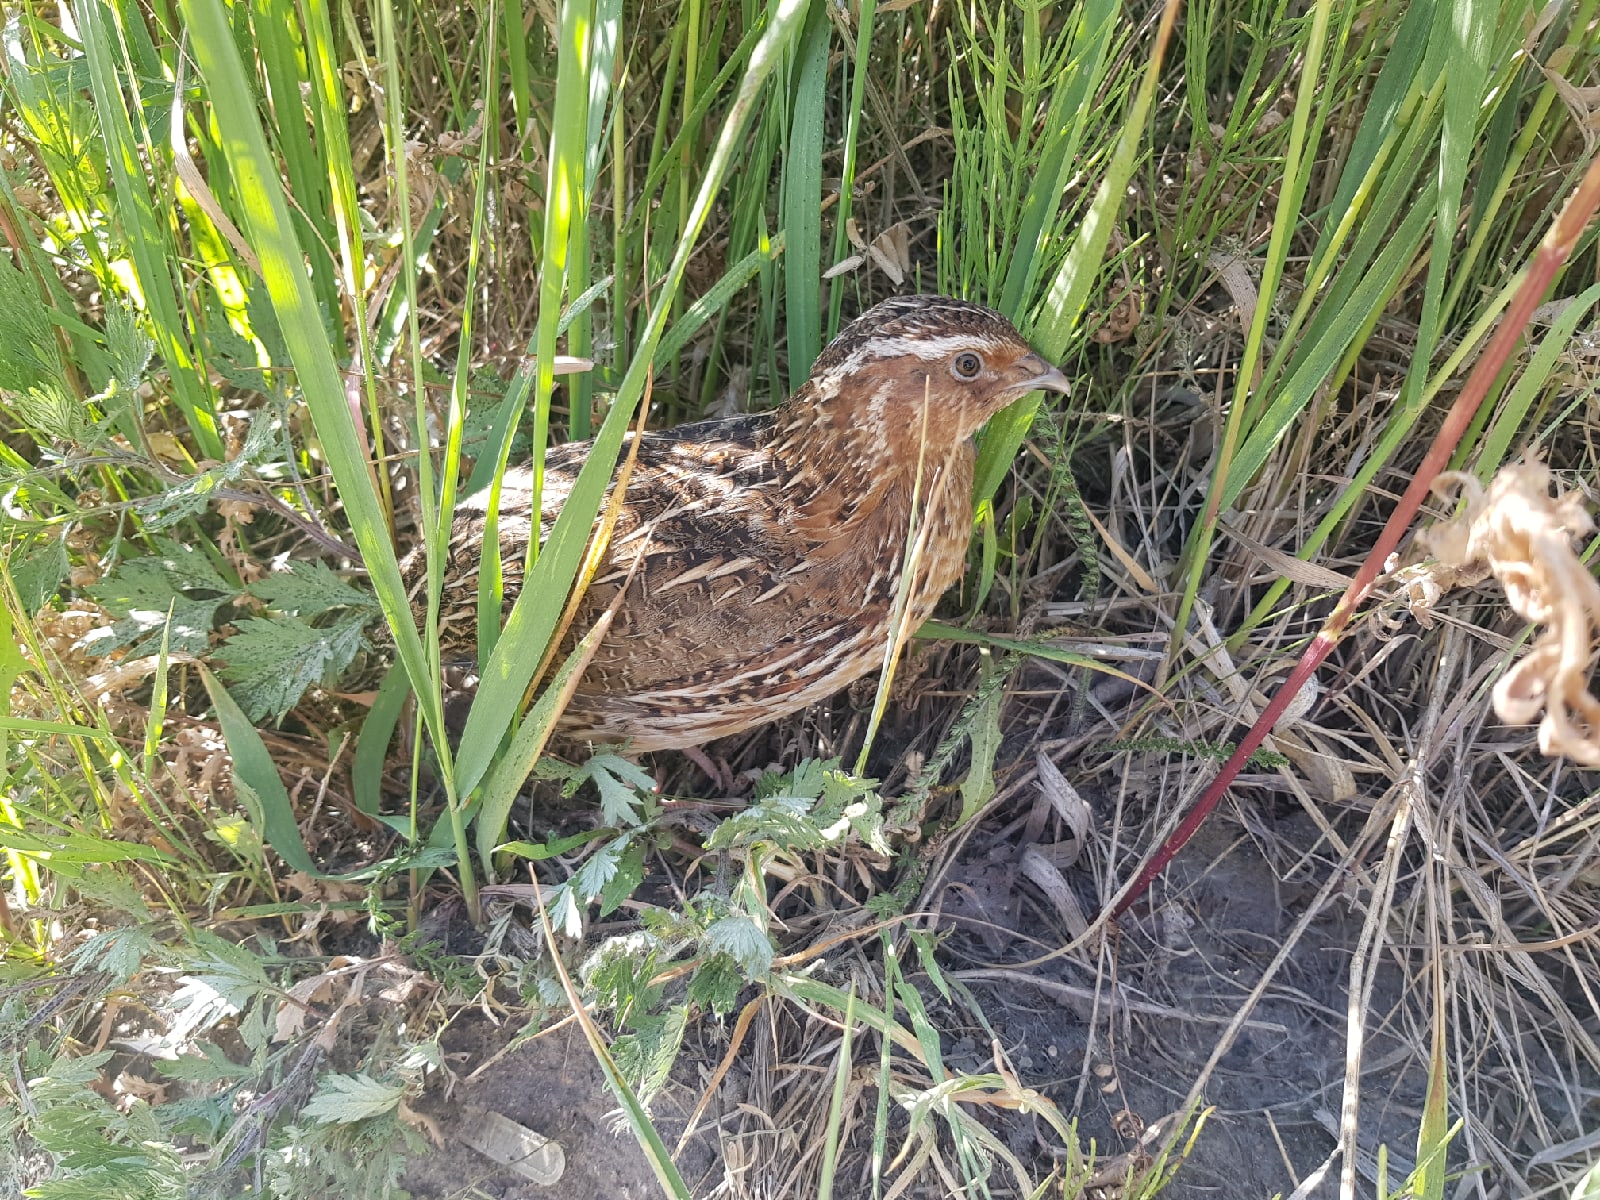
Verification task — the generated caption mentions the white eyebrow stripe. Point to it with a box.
[862,333,1012,362]
[815,334,1012,394]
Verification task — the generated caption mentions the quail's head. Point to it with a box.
[808,296,1071,446]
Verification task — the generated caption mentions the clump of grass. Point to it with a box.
[6,0,1600,1197]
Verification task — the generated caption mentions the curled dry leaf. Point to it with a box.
[398,1097,445,1149]
[1019,844,1089,940]
[834,217,913,285]
[1089,285,1144,343]
[1419,459,1600,764]
[273,965,341,1042]
[822,252,865,279]
[1035,748,1091,851]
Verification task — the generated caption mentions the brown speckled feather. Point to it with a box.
[409,296,1070,751]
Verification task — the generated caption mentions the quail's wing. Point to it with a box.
[560,415,855,696]
[439,414,829,682]
[433,420,718,632]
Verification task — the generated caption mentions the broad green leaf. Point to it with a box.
[6,534,68,616]
[302,1073,404,1125]
[84,541,236,657]
[247,560,376,617]
[200,664,319,876]
[218,613,367,721]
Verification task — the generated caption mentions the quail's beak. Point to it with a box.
[1011,352,1072,397]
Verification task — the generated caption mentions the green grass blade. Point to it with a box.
[475,623,598,875]
[567,0,623,441]
[438,0,502,667]
[996,0,1119,318]
[816,982,857,1200]
[352,663,411,819]
[1236,264,1521,638]
[298,0,390,523]
[139,608,172,779]
[1416,990,1450,1200]
[473,0,593,667]
[453,0,817,798]
[253,0,341,340]
[199,664,318,877]
[503,0,534,166]
[974,0,1177,510]
[825,0,873,340]
[74,0,223,459]
[1482,281,1600,472]
[781,0,828,392]
[177,0,447,763]
[658,232,785,363]
[1168,0,1338,650]
[1224,191,1437,509]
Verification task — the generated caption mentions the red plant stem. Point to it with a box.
[1112,152,1600,919]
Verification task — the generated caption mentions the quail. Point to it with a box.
[420,295,1070,751]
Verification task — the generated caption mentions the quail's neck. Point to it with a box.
[766,374,977,545]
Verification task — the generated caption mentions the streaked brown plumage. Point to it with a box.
[422,295,1069,751]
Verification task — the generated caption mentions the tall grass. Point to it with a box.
[5,0,1600,1196]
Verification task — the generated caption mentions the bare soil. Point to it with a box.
[397,797,1430,1199]
[949,817,1425,1198]
[403,1018,687,1200]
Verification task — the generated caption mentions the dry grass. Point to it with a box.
[4,1,1600,1197]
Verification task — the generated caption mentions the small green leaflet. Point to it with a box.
[199,303,272,395]
[154,1043,253,1084]
[687,955,743,1014]
[177,944,274,1013]
[754,755,834,800]
[572,838,624,898]
[219,560,376,720]
[246,559,375,617]
[498,828,612,861]
[575,752,657,827]
[5,532,68,616]
[9,382,99,445]
[0,252,63,393]
[548,882,583,937]
[706,758,887,855]
[597,842,647,916]
[102,305,154,398]
[567,834,649,917]
[958,656,1005,823]
[83,540,235,656]
[135,410,279,531]
[704,912,773,978]
[302,1073,404,1125]
[219,612,367,721]
[65,925,158,982]
[611,1005,688,1107]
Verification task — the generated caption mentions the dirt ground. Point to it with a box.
[401,801,1428,1200]
[949,816,1426,1199]
[403,1018,676,1200]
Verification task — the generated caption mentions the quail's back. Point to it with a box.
[425,295,1070,751]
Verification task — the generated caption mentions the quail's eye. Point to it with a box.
[952,351,983,380]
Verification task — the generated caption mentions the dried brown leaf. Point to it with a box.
[1420,459,1600,764]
